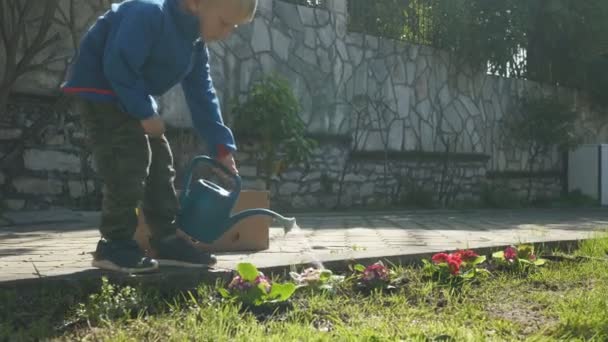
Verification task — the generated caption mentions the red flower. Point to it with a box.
[432,253,450,264]
[448,253,462,265]
[454,249,479,262]
[529,254,537,261]
[362,262,390,282]
[504,246,518,261]
[448,259,461,275]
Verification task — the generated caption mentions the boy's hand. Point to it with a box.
[219,153,238,175]
[212,153,238,186]
[141,115,165,138]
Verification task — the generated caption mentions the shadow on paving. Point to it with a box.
[0,248,36,256]
[0,266,233,292]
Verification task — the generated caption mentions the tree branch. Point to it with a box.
[0,1,8,48]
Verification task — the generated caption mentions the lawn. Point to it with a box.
[1,236,607,342]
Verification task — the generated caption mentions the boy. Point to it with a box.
[61,0,257,273]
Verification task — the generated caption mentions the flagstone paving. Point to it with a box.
[1,208,607,286]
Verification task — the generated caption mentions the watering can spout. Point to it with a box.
[225,209,297,234]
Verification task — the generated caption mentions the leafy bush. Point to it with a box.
[232,74,317,188]
[505,95,580,201]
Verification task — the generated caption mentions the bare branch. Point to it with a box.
[0,1,8,48]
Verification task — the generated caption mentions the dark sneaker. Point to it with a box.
[151,235,217,268]
[92,239,159,274]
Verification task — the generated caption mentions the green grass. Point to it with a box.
[1,237,608,342]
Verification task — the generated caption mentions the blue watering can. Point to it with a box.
[177,156,297,244]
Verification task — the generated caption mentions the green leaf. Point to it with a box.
[461,271,475,279]
[319,270,332,283]
[240,286,266,306]
[492,251,505,259]
[533,258,547,266]
[354,264,366,273]
[517,245,535,259]
[470,256,487,266]
[477,268,492,277]
[236,263,259,282]
[267,283,296,302]
[217,288,231,299]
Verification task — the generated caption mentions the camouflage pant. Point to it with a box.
[75,97,178,241]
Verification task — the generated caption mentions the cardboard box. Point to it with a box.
[135,190,271,255]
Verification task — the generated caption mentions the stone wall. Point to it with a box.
[3,0,606,211]
[161,0,608,171]
[0,96,100,211]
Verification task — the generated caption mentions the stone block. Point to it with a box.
[0,128,22,140]
[295,45,317,65]
[68,180,95,198]
[298,6,315,25]
[24,149,81,173]
[5,199,25,211]
[239,165,258,178]
[45,134,65,145]
[274,1,303,31]
[371,58,389,82]
[317,25,333,48]
[304,27,316,48]
[315,8,330,26]
[360,182,374,197]
[291,195,307,209]
[282,170,302,181]
[242,178,266,190]
[279,182,300,195]
[271,28,291,61]
[309,182,322,193]
[344,173,365,182]
[13,177,63,195]
[302,171,322,181]
[251,19,271,53]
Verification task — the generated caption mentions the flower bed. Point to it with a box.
[217,244,552,308]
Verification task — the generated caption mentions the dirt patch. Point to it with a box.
[486,299,558,336]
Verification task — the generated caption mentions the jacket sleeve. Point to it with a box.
[181,42,236,158]
[102,3,162,120]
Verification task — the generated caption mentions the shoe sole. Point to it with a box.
[157,259,217,268]
[92,260,159,274]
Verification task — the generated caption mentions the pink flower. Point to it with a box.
[228,274,272,294]
[504,246,518,262]
[361,262,390,283]
[432,253,450,264]
[255,275,272,294]
[454,249,479,262]
[228,275,253,292]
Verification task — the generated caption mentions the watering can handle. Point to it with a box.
[181,155,242,199]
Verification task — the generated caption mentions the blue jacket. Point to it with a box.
[61,0,235,157]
